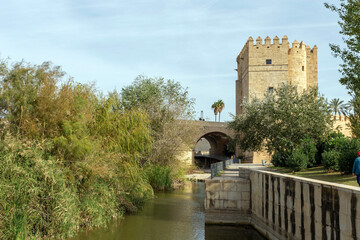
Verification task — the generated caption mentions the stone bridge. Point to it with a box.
[178,121,235,167]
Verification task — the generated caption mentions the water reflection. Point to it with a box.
[72,182,265,240]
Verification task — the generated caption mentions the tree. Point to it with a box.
[121,75,196,165]
[216,100,225,122]
[341,100,353,120]
[330,98,344,120]
[211,100,225,122]
[325,1,360,95]
[347,96,360,137]
[228,84,333,160]
[211,102,219,122]
[325,1,360,136]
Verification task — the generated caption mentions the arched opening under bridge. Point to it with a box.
[193,131,234,169]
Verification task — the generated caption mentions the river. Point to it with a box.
[72,182,265,240]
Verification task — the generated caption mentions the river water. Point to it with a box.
[72,182,265,240]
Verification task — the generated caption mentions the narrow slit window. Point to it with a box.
[266,59,272,64]
[302,66,305,71]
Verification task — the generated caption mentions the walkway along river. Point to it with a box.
[71,182,265,240]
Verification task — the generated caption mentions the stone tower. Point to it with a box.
[235,36,318,163]
[236,36,318,115]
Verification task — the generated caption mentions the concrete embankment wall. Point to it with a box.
[205,167,360,240]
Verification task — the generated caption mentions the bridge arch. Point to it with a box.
[192,121,235,168]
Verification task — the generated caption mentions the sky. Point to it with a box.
[0,0,348,121]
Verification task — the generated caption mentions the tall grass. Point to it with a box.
[146,164,185,191]
[0,138,80,239]
[0,136,155,239]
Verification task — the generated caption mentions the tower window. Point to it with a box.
[302,66,305,71]
[268,87,274,93]
[266,59,272,64]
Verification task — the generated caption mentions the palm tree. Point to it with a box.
[330,98,344,120]
[216,100,225,122]
[341,101,352,120]
[211,102,218,122]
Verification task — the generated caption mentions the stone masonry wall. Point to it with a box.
[205,167,360,240]
[250,169,360,240]
[205,176,251,224]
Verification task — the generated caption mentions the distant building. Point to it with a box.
[235,36,318,163]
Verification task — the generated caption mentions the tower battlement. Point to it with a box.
[248,35,289,47]
[236,35,318,116]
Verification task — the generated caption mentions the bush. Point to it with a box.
[288,149,309,171]
[298,137,317,167]
[338,138,360,173]
[146,164,173,191]
[322,134,360,173]
[322,150,340,171]
[0,139,80,239]
[271,151,287,167]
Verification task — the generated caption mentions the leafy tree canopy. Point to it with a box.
[121,75,196,164]
[325,0,360,95]
[228,84,333,155]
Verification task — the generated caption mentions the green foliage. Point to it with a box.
[0,138,80,239]
[121,75,196,165]
[346,96,360,138]
[298,137,317,167]
[330,98,345,119]
[325,1,360,137]
[338,138,360,173]
[271,151,288,167]
[229,83,333,155]
[211,99,225,122]
[272,137,317,171]
[324,132,348,151]
[146,164,173,191]
[0,61,192,239]
[322,133,360,173]
[325,1,360,95]
[322,150,341,171]
[288,149,309,171]
[92,96,152,157]
[0,135,155,240]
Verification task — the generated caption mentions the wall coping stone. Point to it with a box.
[241,167,360,193]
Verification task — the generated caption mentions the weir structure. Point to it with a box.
[205,165,360,240]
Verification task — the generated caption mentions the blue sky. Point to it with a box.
[0,0,347,121]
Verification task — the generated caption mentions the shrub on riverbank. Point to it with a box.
[322,134,360,173]
[0,60,194,239]
[0,135,154,239]
[146,164,173,191]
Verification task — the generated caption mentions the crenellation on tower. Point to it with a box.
[264,36,271,46]
[282,35,289,45]
[273,36,279,45]
[256,36,262,46]
[311,45,318,53]
[300,41,306,49]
